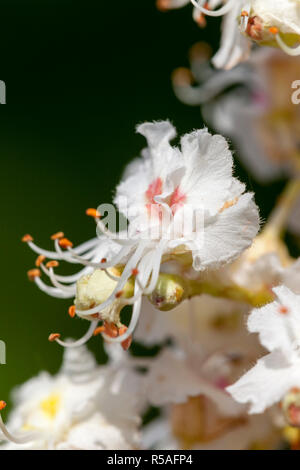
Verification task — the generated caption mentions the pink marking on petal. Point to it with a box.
[145,177,163,205]
[170,186,186,214]
[215,377,230,390]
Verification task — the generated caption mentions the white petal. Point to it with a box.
[136,120,176,150]
[180,129,238,214]
[190,192,260,271]
[61,413,139,450]
[145,349,204,406]
[283,258,300,294]
[145,349,243,416]
[248,285,300,354]
[227,350,300,413]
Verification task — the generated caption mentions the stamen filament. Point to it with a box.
[275,33,300,56]
[190,0,235,17]
[52,320,99,348]
[34,277,74,299]
[0,414,39,445]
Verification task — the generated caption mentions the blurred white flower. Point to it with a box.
[135,294,255,352]
[0,345,143,450]
[23,121,259,349]
[144,347,249,414]
[142,410,279,450]
[227,286,300,418]
[141,346,279,450]
[162,0,300,68]
[173,47,300,182]
[138,291,274,449]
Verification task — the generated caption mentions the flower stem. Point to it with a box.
[264,178,300,238]
[148,273,274,310]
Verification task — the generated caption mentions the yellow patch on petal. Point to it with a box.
[219,197,238,213]
[40,393,61,419]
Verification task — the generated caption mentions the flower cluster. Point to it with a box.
[22,122,259,350]
[227,286,300,428]
[3,0,300,451]
[0,345,144,449]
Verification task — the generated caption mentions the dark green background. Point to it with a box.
[0,0,286,410]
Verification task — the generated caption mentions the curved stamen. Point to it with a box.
[51,266,92,284]
[25,237,100,261]
[40,265,76,294]
[56,239,132,270]
[95,218,135,246]
[26,241,64,260]
[0,412,39,445]
[139,243,165,295]
[103,268,122,282]
[71,238,100,255]
[102,296,142,345]
[240,3,251,32]
[120,251,155,305]
[50,320,98,348]
[102,251,153,343]
[274,32,300,56]
[190,0,235,17]
[34,276,74,299]
[124,244,164,304]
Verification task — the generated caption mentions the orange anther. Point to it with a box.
[0,401,6,411]
[115,291,124,299]
[59,238,73,249]
[104,322,119,338]
[35,255,46,267]
[279,305,289,315]
[46,260,59,269]
[27,268,41,281]
[269,27,279,35]
[131,268,139,277]
[86,208,101,218]
[22,234,33,243]
[50,231,64,241]
[68,305,76,318]
[91,313,99,319]
[156,0,169,12]
[48,333,61,342]
[119,326,132,351]
[101,258,107,264]
[172,67,193,87]
[241,10,249,17]
[93,326,105,336]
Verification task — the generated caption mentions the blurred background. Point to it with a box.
[0,0,286,410]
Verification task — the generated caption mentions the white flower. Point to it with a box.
[23,121,259,348]
[227,285,300,415]
[144,347,248,417]
[0,345,143,450]
[142,411,280,450]
[138,297,280,449]
[173,45,300,233]
[173,46,300,181]
[135,295,257,353]
[165,0,300,68]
